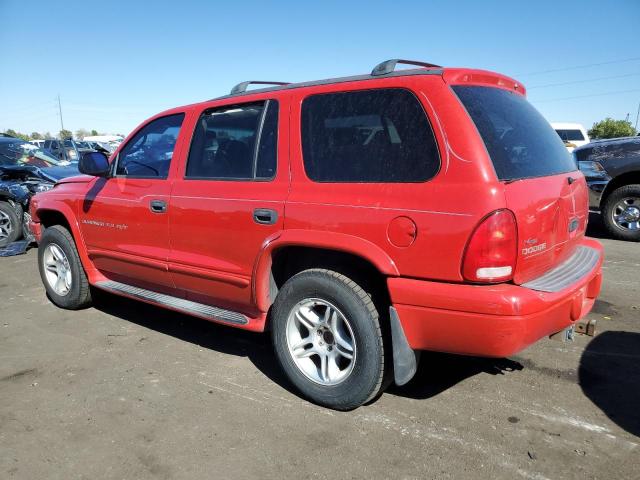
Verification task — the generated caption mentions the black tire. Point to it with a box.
[0,201,21,248]
[602,184,640,242]
[38,225,92,309]
[271,269,385,410]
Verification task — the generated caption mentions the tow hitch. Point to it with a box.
[574,318,597,336]
[549,318,597,342]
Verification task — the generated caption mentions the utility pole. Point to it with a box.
[635,101,640,131]
[57,94,64,132]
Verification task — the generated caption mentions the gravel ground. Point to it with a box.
[1,215,638,479]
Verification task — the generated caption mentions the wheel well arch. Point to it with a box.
[257,245,392,322]
[602,171,640,205]
[37,208,72,232]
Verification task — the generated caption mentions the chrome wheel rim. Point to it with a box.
[612,197,640,231]
[42,243,72,296]
[0,210,13,240]
[285,298,356,386]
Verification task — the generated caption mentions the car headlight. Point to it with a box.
[33,183,54,193]
[578,161,608,179]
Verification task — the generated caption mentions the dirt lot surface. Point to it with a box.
[1,216,639,479]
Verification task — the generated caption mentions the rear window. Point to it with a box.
[453,86,576,181]
[555,129,585,141]
[301,88,440,182]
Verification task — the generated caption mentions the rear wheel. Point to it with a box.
[602,184,640,241]
[271,269,385,410]
[38,225,92,309]
[0,201,21,248]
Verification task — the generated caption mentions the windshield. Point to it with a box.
[556,129,585,142]
[453,86,576,181]
[0,140,68,167]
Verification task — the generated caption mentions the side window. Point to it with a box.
[301,88,440,182]
[185,100,278,180]
[116,113,185,178]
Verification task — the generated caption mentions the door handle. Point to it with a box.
[150,199,167,213]
[253,208,277,225]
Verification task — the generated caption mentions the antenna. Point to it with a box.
[57,94,65,132]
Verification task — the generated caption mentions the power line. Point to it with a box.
[528,72,640,89]
[533,88,640,103]
[515,56,640,77]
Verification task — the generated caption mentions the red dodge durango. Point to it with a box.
[30,59,603,409]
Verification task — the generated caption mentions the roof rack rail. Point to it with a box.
[230,80,291,95]
[371,59,442,76]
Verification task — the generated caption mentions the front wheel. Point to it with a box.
[271,269,386,410]
[602,184,640,241]
[38,225,92,309]
[0,201,21,248]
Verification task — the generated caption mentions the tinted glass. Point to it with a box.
[186,100,278,180]
[116,113,184,178]
[301,88,440,182]
[556,129,585,141]
[454,86,576,181]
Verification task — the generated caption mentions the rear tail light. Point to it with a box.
[462,209,517,283]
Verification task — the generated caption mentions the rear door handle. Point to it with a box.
[253,208,277,225]
[150,199,167,213]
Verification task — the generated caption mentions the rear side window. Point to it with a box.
[301,88,440,182]
[555,129,585,142]
[116,113,184,178]
[454,86,576,181]
[185,100,278,180]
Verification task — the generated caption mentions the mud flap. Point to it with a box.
[389,306,420,386]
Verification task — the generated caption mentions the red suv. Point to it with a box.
[30,59,603,409]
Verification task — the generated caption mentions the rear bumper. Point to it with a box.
[388,238,603,358]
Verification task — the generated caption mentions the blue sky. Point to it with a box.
[1,0,639,136]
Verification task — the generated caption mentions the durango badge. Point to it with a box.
[522,241,547,255]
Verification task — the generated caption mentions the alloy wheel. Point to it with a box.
[285,298,356,386]
[612,196,640,231]
[42,243,72,296]
[0,210,13,240]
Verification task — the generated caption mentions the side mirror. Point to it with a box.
[79,151,110,177]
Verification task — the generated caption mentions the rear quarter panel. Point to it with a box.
[286,75,504,282]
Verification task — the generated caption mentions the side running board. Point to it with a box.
[95,280,249,325]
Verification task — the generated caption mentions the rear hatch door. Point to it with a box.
[453,85,587,284]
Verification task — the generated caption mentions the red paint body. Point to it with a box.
[30,67,603,355]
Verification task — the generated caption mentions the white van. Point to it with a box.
[551,123,590,152]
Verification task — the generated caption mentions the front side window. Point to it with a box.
[301,88,440,182]
[185,100,278,180]
[116,113,185,178]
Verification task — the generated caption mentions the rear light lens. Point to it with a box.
[462,209,517,283]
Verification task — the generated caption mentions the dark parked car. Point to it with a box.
[575,136,640,241]
[0,136,78,247]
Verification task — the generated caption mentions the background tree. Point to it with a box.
[90,129,99,136]
[31,132,43,140]
[75,128,89,140]
[3,129,30,141]
[59,129,73,140]
[44,132,53,139]
[588,118,637,139]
